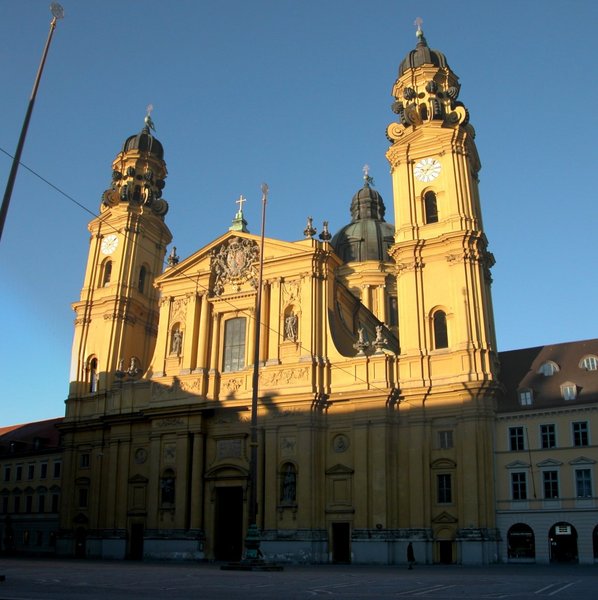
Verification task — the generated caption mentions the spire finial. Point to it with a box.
[362,164,375,187]
[414,17,424,38]
[236,194,246,215]
[145,103,156,132]
[229,194,249,232]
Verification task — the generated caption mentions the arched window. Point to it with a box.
[424,191,438,224]
[433,310,448,349]
[507,523,535,559]
[580,355,598,371]
[223,317,246,372]
[280,463,297,504]
[138,266,147,294]
[160,469,175,506]
[88,357,98,393]
[102,260,112,287]
[538,361,559,376]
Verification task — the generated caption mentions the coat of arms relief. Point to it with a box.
[210,237,260,295]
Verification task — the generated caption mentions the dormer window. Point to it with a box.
[538,361,559,376]
[580,355,598,371]
[518,389,533,406]
[561,382,577,401]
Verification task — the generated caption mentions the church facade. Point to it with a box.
[53,27,589,565]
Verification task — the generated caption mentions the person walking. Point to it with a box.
[407,542,415,570]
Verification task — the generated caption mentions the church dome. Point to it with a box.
[398,30,449,77]
[331,182,394,263]
[122,125,164,160]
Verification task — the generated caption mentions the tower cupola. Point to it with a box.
[388,22,469,135]
[101,109,169,218]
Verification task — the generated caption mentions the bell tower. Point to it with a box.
[69,114,172,398]
[386,23,498,388]
[387,24,501,561]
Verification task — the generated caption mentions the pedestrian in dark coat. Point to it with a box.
[407,542,415,569]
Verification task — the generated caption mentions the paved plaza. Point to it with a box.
[0,559,596,599]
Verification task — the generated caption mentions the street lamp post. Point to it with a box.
[0,3,64,243]
[244,183,268,561]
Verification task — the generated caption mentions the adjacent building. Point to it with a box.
[496,339,598,564]
[0,419,63,555]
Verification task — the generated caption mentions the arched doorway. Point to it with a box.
[549,522,578,563]
[507,523,535,560]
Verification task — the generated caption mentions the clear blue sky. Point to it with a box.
[1,0,597,425]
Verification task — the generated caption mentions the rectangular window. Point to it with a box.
[16,465,23,481]
[3,466,10,482]
[572,421,589,447]
[28,464,35,480]
[25,495,33,513]
[509,426,525,451]
[511,472,527,500]
[540,424,556,449]
[437,474,452,504]
[14,496,21,513]
[38,494,46,513]
[1,496,8,514]
[40,463,48,479]
[53,461,61,478]
[51,493,60,513]
[575,469,592,498]
[80,453,90,468]
[543,470,559,499]
[438,430,454,449]
[223,317,247,372]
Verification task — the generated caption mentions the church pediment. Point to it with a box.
[156,231,311,289]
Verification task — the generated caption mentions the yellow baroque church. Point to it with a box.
[58,27,508,565]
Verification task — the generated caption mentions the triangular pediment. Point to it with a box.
[156,231,322,286]
[569,456,596,466]
[506,460,530,469]
[432,511,458,524]
[536,458,563,468]
[326,463,354,475]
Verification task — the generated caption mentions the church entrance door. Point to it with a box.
[214,486,243,561]
[128,523,144,560]
[331,522,351,563]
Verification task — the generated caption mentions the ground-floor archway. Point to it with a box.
[507,523,535,560]
[549,522,578,563]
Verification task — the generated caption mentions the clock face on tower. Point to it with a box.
[101,234,119,255]
[414,158,441,183]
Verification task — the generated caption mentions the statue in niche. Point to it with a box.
[171,329,183,356]
[281,464,297,503]
[284,312,298,342]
